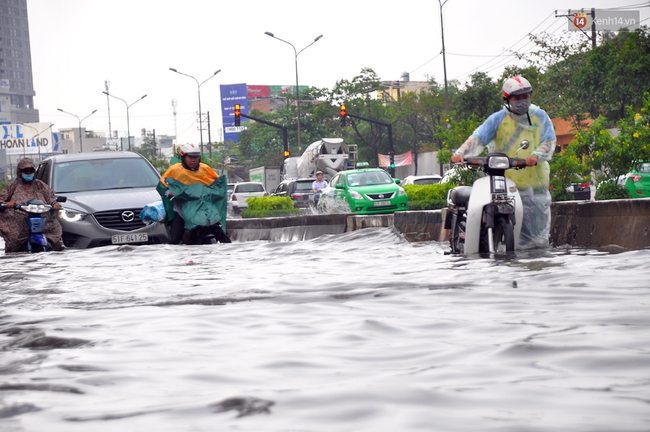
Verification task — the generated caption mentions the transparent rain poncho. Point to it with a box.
[455,104,556,249]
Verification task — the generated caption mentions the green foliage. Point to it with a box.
[241,196,302,218]
[403,183,455,210]
[570,92,650,183]
[594,181,631,201]
[550,188,574,202]
[0,179,7,192]
[457,72,502,120]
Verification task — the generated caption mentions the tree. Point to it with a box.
[457,72,502,120]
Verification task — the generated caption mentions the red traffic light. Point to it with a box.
[340,104,347,117]
[234,104,241,126]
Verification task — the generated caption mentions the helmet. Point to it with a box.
[180,143,201,157]
[316,171,324,176]
[502,76,532,99]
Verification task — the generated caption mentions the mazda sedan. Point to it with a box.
[35,152,169,248]
[318,167,408,214]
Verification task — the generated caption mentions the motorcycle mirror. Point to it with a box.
[56,196,67,203]
[516,140,530,158]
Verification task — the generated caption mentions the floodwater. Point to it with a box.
[0,229,649,432]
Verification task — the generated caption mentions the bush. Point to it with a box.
[594,181,631,201]
[0,179,7,193]
[551,188,574,202]
[403,183,455,210]
[241,196,302,218]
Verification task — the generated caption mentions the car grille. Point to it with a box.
[366,192,395,200]
[93,208,147,231]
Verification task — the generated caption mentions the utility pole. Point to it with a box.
[152,129,156,160]
[171,99,177,145]
[105,80,112,146]
[207,111,212,161]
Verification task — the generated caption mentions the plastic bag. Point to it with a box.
[140,200,166,225]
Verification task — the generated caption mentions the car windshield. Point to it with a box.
[347,171,393,187]
[237,183,265,193]
[636,162,650,173]
[414,178,440,185]
[295,181,313,192]
[53,158,160,193]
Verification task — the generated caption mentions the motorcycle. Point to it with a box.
[445,141,530,255]
[184,222,231,245]
[0,197,66,252]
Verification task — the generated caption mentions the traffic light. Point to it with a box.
[283,149,290,158]
[389,151,395,170]
[340,104,347,127]
[234,104,241,127]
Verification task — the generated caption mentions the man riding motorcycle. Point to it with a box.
[159,143,230,244]
[0,158,64,252]
[450,76,556,249]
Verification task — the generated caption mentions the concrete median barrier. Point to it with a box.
[225,198,650,250]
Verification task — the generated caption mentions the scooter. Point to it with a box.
[445,141,530,255]
[1,197,65,252]
[185,222,232,245]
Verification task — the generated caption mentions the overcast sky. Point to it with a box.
[27,0,649,146]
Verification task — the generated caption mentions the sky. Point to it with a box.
[26,0,650,147]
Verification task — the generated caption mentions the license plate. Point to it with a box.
[373,201,391,207]
[112,233,149,244]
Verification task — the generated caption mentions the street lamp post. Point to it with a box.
[439,0,450,116]
[57,108,97,153]
[102,92,147,151]
[169,68,221,156]
[264,32,323,154]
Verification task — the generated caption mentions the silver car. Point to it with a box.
[34,152,169,248]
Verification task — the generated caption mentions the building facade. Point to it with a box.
[0,0,38,125]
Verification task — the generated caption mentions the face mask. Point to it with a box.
[510,99,531,115]
[21,173,35,182]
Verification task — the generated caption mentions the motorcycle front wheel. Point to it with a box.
[493,216,515,252]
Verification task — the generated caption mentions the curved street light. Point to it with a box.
[264,32,323,153]
[102,92,147,151]
[169,68,221,156]
[56,108,97,153]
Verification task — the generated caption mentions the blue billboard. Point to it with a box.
[220,83,248,143]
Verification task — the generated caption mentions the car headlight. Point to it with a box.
[349,190,363,199]
[58,208,88,222]
[398,187,406,196]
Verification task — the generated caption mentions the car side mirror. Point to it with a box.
[394,178,401,184]
[335,183,344,189]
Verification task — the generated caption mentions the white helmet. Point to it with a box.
[180,143,201,157]
[502,76,532,99]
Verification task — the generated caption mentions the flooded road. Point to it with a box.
[1,229,649,431]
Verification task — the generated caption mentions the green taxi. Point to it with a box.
[623,161,650,198]
[318,165,408,214]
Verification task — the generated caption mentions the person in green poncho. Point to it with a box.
[159,143,230,244]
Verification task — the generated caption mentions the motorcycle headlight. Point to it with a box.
[58,208,88,222]
[488,156,509,169]
[349,190,363,199]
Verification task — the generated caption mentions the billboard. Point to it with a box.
[0,122,54,156]
[220,83,248,144]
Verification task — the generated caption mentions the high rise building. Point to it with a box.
[0,0,38,124]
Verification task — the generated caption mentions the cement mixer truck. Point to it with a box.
[293,138,349,180]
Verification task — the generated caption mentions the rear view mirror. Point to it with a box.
[56,196,67,203]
